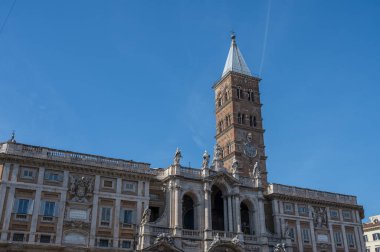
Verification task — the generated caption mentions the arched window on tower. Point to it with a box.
[237,87,243,99]
[253,116,257,127]
[218,121,223,133]
[218,98,222,108]
[238,113,242,124]
[249,115,253,127]
[242,114,246,124]
[224,92,228,102]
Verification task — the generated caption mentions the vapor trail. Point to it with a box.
[259,0,272,76]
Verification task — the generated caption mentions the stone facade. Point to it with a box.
[363,215,380,251]
[0,36,365,252]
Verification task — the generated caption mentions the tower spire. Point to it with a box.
[222,33,252,77]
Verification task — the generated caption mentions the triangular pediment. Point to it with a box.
[210,171,240,187]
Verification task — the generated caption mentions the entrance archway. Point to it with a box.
[240,200,255,235]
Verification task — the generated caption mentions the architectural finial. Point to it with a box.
[9,130,16,143]
[230,31,236,41]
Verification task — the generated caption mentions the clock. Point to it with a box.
[244,143,257,158]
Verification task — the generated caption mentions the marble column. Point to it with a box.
[204,184,211,230]
[55,170,68,244]
[272,199,281,235]
[341,225,349,252]
[258,196,266,235]
[89,175,100,247]
[0,163,11,222]
[296,220,304,252]
[234,195,241,233]
[174,181,182,231]
[113,178,122,247]
[228,196,233,232]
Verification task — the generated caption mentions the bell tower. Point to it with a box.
[213,34,267,187]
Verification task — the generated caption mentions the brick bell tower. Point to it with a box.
[213,34,268,187]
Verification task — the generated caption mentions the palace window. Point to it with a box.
[342,210,352,220]
[124,181,136,192]
[364,235,368,242]
[284,203,294,213]
[12,233,24,242]
[122,209,134,225]
[99,239,109,247]
[288,227,295,242]
[102,179,114,188]
[43,201,56,217]
[298,205,308,215]
[334,231,343,246]
[302,229,310,243]
[346,232,355,248]
[40,235,51,243]
[44,170,63,182]
[14,199,30,215]
[121,240,132,249]
[100,207,111,226]
[375,248,380,252]
[373,233,380,240]
[21,167,35,179]
[330,209,339,219]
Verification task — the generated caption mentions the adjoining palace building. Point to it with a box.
[0,35,365,252]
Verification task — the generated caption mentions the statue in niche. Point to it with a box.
[312,207,328,228]
[173,148,182,165]
[141,208,151,225]
[69,175,94,203]
[202,150,210,168]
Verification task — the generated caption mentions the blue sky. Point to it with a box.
[0,1,379,220]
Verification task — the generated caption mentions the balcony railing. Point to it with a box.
[267,183,357,205]
[182,229,202,238]
[0,142,154,175]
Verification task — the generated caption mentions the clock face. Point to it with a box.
[244,143,257,158]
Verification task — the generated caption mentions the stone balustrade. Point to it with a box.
[0,142,153,175]
[267,183,357,205]
[182,229,202,238]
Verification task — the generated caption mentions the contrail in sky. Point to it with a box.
[259,0,272,76]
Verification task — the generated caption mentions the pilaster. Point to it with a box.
[0,163,11,222]
[89,175,100,246]
[309,220,317,252]
[228,196,233,232]
[341,225,348,252]
[55,171,68,244]
[296,220,304,252]
[113,177,122,247]
[0,186,15,240]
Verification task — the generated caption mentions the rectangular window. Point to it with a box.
[21,168,34,179]
[17,199,29,214]
[284,203,294,213]
[342,210,352,220]
[103,180,113,188]
[99,239,109,247]
[44,170,63,182]
[364,235,368,242]
[302,229,310,243]
[375,248,380,252]
[373,233,380,240]
[334,231,343,246]
[124,181,136,192]
[330,210,339,219]
[298,205,308,215]
[40,235,51,243]
[44,202,55,217]
[100,207,111,226]
[289,227,295,242]
[123,210,133,224]
[122,240,132,248]
[12,233,24,242]
[346,232,355,248]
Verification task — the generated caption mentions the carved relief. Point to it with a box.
[69,175,94,203]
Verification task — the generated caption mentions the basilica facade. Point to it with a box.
[0,35,364,252]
